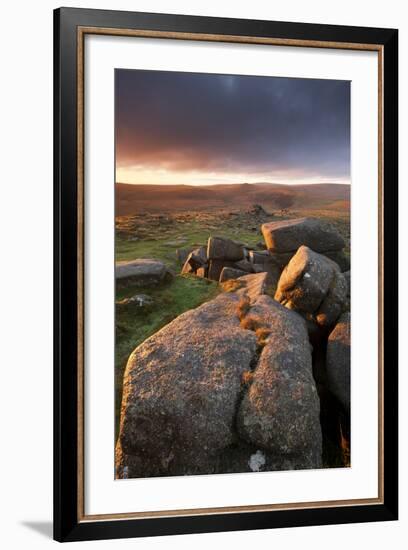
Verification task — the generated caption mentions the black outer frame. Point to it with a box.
[54,7,398,543]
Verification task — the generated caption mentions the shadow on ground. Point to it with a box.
[21,521,53,539]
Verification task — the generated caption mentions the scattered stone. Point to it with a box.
[326,312,351,413]
[117,294,154,307]
[116,259,169,286]
[262,217,345,253]
[237,295,322,468]
[207,236,244,261]
[219,267,247,282]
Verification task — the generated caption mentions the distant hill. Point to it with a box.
[116,182,350,216]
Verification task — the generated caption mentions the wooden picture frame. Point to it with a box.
[54,7,398,542]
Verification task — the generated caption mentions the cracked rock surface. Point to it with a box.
[237,295,322,468]
[116,273,322,478]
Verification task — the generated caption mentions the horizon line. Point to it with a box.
[116,181,351,187]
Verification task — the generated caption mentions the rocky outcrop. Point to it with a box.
[180,234,285,290]
[275,246,347,328]
[262,217,345,254]
[116,259,170,286]
[326,312,351,413]
[237,295,322,467]
[116,273,322,478]
[117,215,351,478]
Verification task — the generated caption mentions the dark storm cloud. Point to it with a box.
[115,69,350,180]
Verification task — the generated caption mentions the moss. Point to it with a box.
[236,296,251,321]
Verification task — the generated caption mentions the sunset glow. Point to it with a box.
[115,70,350,186]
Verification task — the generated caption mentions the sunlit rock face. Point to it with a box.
[262,217,345,254]
[275,245,348,329]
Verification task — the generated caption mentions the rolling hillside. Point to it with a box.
[116,182,350,216]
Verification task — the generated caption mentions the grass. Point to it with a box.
[236,296,251,321]
[115,274,219,438]
[115,228,262,269]
[116,208,350,268]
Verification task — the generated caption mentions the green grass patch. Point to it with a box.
[115,223,264,270]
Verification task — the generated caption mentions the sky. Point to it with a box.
[115,69,350,186]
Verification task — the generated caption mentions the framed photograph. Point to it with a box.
[54,7,398,542]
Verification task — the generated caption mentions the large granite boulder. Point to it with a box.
[275,246,347,328]
[117,293,258,476]
[207,236,244,261]
[262,217,345,253]
[116,268,322,478]
[116,259,169,286]
[326,312,351,413]
[237,295,322,468]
